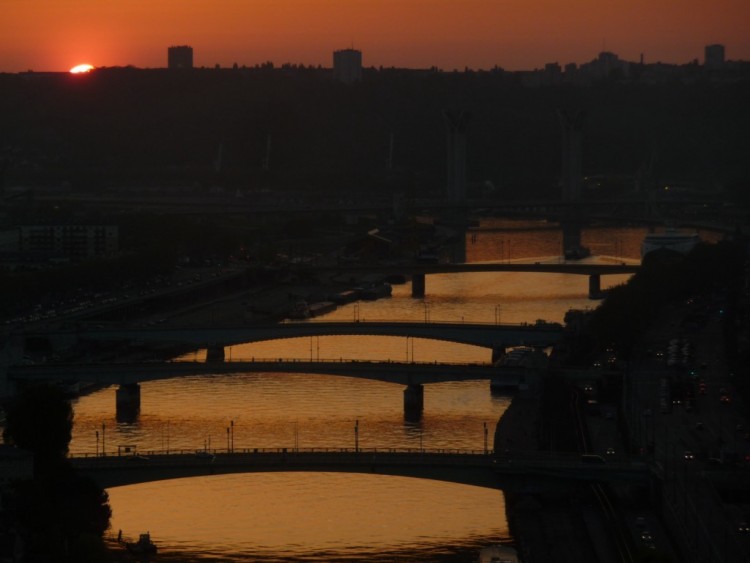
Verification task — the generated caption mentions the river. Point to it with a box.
[67,221,689,561]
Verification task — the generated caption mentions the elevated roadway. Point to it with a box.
[24,320,565,352]
[303,261,638,298]
[70,449,653,491]
[9,358,500,386]
[307,262,639,276]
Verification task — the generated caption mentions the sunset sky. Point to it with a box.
[2,0,749,73]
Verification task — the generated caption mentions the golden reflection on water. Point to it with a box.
[74,224,673,560]
[107,473,508,561]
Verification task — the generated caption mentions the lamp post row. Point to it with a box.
[94,420,491,455]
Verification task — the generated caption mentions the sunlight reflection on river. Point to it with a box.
[72,221,657,561]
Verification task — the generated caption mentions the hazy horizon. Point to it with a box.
[2,0,749,73]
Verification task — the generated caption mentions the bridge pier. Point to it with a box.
[411,274,425,298]
[588,274,604,299]
[116,383,140,423]
[206,346,225,362]
[403,383,424,421]
[491,346,506,364]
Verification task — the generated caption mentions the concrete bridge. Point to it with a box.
[70,448,653,492]
[9,321,560,420]
[304,261,639,298]
[30,320,565,355]
[9,358,501,386]
[9,358,523,421]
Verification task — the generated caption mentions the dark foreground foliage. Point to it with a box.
[2,384,112,562]
[581,238,746,361]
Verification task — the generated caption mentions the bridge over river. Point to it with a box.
[27,320,565,356]
[9,358,520,420]
[300,261,640,298]
[10,358,500,386]
[9,320,563,419]
[70,448,653,492]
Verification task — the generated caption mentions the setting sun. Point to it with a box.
[70,63,94,74]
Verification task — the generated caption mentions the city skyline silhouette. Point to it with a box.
[2,0,749,73]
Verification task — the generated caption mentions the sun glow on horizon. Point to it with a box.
[70,63,94,73]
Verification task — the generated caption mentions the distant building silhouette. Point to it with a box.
[584,51,629,79]
[19,225,118,261]
[544,62,562,85]
[168,45,193,69]
[704,44,725,68]
[333,49,362,84]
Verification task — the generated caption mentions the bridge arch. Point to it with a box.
[63,321,564,351]
[71,450,652,492]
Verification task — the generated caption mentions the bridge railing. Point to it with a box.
[69,446,494,459]
[69,447,648,467]
[166,357,493,366]
[277,319,563,329]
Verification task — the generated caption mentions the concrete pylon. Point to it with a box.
[443,110,470,203]
[206,346,225,362]
[116,383,140,423]
[558,109,589,259]
[557,109,585,203]
[403,383,424,421]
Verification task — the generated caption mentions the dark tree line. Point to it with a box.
[2,384,112,562]
[2,68,749,198]
[576,238,746,363]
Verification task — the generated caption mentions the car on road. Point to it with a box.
[683,451,695,461]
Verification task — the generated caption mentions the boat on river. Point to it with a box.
[641,229,701,258]
[479,544,519,562]
[125,532,157,557]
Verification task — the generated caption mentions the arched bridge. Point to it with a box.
[70,449,653,492]
[9,358,500,386]
[9,359,518,420]
[38,320,564,351]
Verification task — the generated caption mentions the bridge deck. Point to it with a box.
[70,448,652,490]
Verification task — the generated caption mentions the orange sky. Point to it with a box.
[3,0,749,72]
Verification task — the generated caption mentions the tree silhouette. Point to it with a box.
[3,383,72,473]
[2,384,112,561]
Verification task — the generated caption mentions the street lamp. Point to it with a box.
[423,302,430,323]
[484,422,488,454]
[101,423,106,456]
[96,430,99,457]
[494,305,502,325]
[353,303,360,322]
[354,419,359,453]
